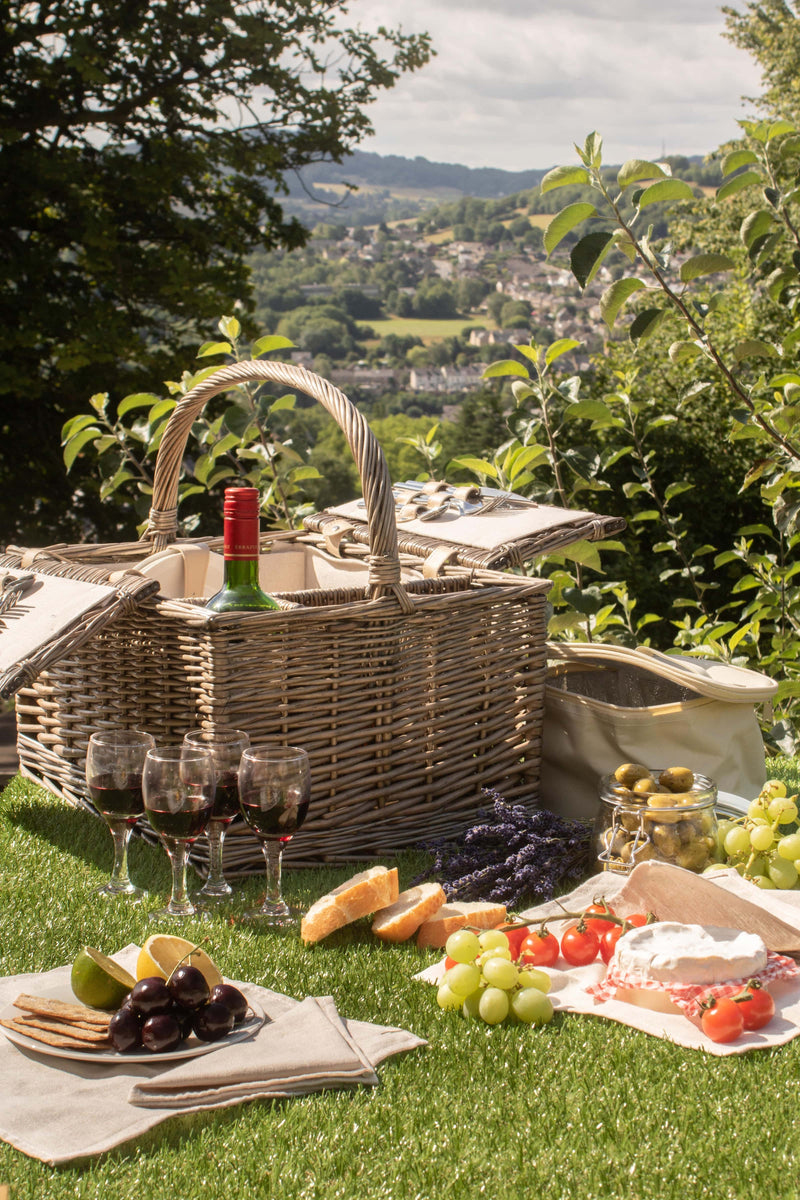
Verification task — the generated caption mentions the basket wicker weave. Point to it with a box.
[1,361,573,869]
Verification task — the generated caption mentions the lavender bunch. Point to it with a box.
[414,790,591,908]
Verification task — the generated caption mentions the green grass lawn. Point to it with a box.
[1,764,800,1199]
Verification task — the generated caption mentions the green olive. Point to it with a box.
[626,839,657,864]
[675,841,711,871]
[613,763,652,788]
[643,793,682,823]
[658,766,695,793]
[651,824,681,857]
[632,776,658,797]
[620,809,645,833]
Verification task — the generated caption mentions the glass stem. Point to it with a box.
[262,839,284,908]
[109,824,133,888]
[165,838,191,913]
[207,825,225,887]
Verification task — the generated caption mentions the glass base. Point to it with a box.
[240,899,295,926]
[148,902,211,923]
[97,880,145,900]
[195,880,234,904]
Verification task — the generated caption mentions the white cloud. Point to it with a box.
[349,0,763,168]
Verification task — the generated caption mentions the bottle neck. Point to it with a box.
[222,556,261,591]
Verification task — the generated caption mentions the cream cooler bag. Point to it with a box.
[540,642,778,820]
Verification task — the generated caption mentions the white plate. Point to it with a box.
[716,790,749,817]
[0,981,264,1065]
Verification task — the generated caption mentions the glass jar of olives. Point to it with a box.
[592,763,718,875]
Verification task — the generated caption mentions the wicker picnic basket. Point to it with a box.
[0,361,622,871]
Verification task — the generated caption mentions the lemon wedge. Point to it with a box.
[136,935,223,987]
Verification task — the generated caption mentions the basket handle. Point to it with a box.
[142,360,407,603]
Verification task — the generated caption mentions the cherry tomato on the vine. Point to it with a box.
[501,925,532,963]
[518,930,560,967]
[560,923,600,967]
[700,996,745,1044]
[583,902,616,938]
[624,913,650,928]
[734,983,775,1031]
[600,924,625,964]
[444,955,458,970]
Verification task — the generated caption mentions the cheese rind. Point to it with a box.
[611,922,768,986]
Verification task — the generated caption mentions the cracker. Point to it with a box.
[12,993,112,1026]
[15,1015,112,1043]
[0,1018,110,1051]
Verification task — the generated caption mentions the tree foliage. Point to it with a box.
[0,0,431,542]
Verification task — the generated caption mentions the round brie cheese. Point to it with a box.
[612,921,768,986]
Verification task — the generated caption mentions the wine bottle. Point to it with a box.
[205,487,280,613]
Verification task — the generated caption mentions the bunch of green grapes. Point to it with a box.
[435,928,554,1027]
[709,780,800,890]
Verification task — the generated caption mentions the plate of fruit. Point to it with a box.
[0,938,265,1064]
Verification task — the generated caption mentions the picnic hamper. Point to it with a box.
[0,360,624,871]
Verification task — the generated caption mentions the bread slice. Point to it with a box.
[416,901,508,949]
[301,866,399,944]
[371,883,447,943]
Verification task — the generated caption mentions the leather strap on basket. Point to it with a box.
[141,361,411,608]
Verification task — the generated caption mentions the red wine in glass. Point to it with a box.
[238,745,311,925]
[239,785,310,842]
[213,771,242,824]
[182,730,250,904]
[87,774,144,827]
[145,797,213,842]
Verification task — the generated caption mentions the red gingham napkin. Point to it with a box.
[587,951,799,1018]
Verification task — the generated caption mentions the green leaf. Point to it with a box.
[766,119,796,141]
[118,392,164,418]
[582,132,604,167]
[570,231,615,288]
[482,359,529,379]
[99,467,135,501]
[510,343,539,366]
[560,541,602,570]
[206,467,239,489]
[507,445,548,480]
[563,400,616,424]
[61,413,101,443]
[636,179,694,209]
[289,465,322,482]
[448,456,499,480]
[765,267,795,302]
[197,341,232,359]
[599,277,646,329]
[668,341,702,363]
[722,149,759,175]
[740,209,775,250]
[664,481,694,502]
[268,394,297,413]
[89,392,109,416]
[679,254,736,282]
[617,159,667,189]
[222,405,253,438]
[629,308,667,344]
[252,334,295,356]
[147,399,177,423]
[716,171,761,201]
[210,432,241,460]
[544,338,581,365]
[63,426,102,471]
[540,164,590,194]
[543,203,597,255]
[193,453,213,484]
[733,339,779,362]
[92,435,118,456]
[630,509,661,523]
[218,315,241,341]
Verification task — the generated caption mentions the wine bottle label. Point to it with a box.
[223,515,260,560]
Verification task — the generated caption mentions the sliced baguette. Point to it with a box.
[301,866,399,944]
[371,882,447,943]
[416,901,508,949]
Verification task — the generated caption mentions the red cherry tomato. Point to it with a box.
[518,930,560,967]
[734,983,775,1030]
[500,925,532,963]
[624,913,649,928]
[700,997,745,1044]
[560,923,600,967]
[583,902,616,938]
[444,955,458,970]
[600,924,624,964]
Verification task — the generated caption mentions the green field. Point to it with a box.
[358,316,489,343]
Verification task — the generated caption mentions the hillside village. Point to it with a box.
[251,204,667,405]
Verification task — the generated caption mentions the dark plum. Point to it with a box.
[129,976,173,1018]
[141,1013,182,1054]
[209,982,249,1025]
[192,1000,234,1042]
[108,1006,143,1053]
[168,964,210,1011]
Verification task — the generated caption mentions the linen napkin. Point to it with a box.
[415,864,800,1056]
[0,947,425,1165]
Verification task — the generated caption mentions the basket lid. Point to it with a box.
[0,556,159,698]
[310,482,626,572]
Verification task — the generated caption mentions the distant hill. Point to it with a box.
[291,150,548,199]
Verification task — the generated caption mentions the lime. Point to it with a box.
[71,947,136,1009]
[136,935,223,988]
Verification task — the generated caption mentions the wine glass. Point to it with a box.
[85,729,155,899]
[182,728,250,905]
[143,745,216,921]
[238,745,311,925]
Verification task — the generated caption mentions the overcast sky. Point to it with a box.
[350,0,764,169]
